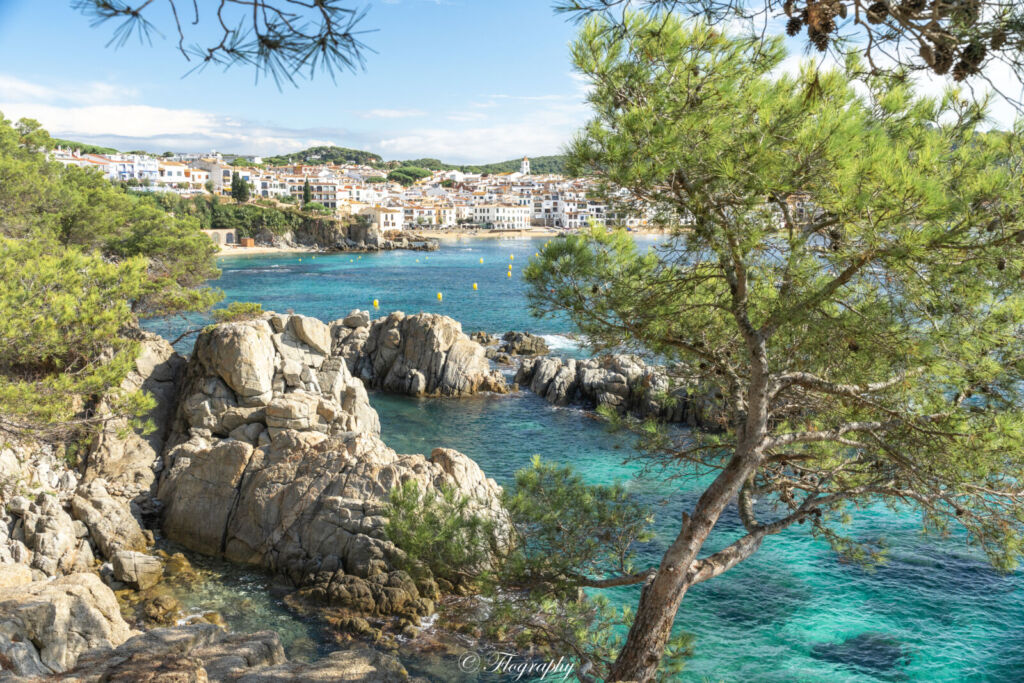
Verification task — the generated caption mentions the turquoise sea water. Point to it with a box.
[153,237,1024,681]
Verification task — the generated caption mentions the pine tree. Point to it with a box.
[525,16,1024,680]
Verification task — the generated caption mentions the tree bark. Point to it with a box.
[607,452,756,682]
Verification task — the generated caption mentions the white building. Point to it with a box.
[520,156,530,175]
[472,204,531,231]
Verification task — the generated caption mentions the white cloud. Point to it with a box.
[360,108,426,119]
[0,71,590,162]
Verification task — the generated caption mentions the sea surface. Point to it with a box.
[148,236,1024,682]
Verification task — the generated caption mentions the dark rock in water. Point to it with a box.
[811,632,909,677]
[498,330,549,357]
[471,331,498,346]
[514,353,724,428]
[331,311,508,397]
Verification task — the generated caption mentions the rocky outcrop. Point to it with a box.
[62,623,411,682]
[515,354,723,427]
[0,573,133,677]
[14,493,93,578]
[70,479,149,559]
[157,316,505,618]
[255,214,438,254]
[332,311,508,398]
[496,330,550,357]
[84,332,185,502]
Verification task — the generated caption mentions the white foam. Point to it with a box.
[540,334,582,351]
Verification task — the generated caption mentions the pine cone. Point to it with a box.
[933,45,953,75]
[901,0,926,13]
[991,28,1007,51]
[952,60,970,81]
[810,29,830,51]
[786,16,803,36]
[962,42,986,68]
[867,1,888,24]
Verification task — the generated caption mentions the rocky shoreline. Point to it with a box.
[0,309,713,680]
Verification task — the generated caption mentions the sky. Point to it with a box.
[0,2,1018,163]
[0,0,590,163]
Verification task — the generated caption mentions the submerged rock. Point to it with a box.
[63,622,412,682]
[333,311,508,398]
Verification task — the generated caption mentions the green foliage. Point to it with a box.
[364,175,387,183]
[0,238,157,437]
[302,178,312,206]
[386,480,500,588]
[0,112,222,436]
[387,166,432,186]
[230,171,251,203]
[441,179,455,188]
[265,145,383,167]
[527,15,1024,572]
[385,457,679,677]
[211,301,264,323]
[51,137,118,154]
[141,193,338,238]
[303,201,329,214]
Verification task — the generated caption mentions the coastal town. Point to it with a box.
[50,146,656,236]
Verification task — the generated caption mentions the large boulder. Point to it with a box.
[196,319,277,404]
[0,573,133,676]
[111,549,164,590]
[157,316,505,618]
[333,311,508,397]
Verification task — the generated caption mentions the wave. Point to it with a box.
[540,334,583,352]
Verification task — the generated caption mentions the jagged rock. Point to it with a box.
[156,317,505,618]
[84,333,185,497]
[515,353,722,427]
[0,573,132,676]
[70,480,148,560]
[19,493,93,577]
[334,312,508,397]
[342,310,371,329]
[470,331,498,346]
[111,550,163,590]
[498,330,549,357]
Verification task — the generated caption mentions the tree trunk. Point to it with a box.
[607,453,755,682]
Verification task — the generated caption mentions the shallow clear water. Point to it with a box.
[149,236,1024,682]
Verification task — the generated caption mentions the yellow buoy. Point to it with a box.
[507,271,512,278]
[479,258,484,264]
[535,252,539,257]
[473,283,478,290]
[415,259,419,263]
[510,254,514,260]
[373,299,379,309]
[508,264,513,270]
[437,292,443,301]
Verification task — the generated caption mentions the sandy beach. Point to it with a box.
[217,244,319,257]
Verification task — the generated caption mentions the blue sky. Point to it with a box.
[0,2,1016,162]
[0,0,590,162]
